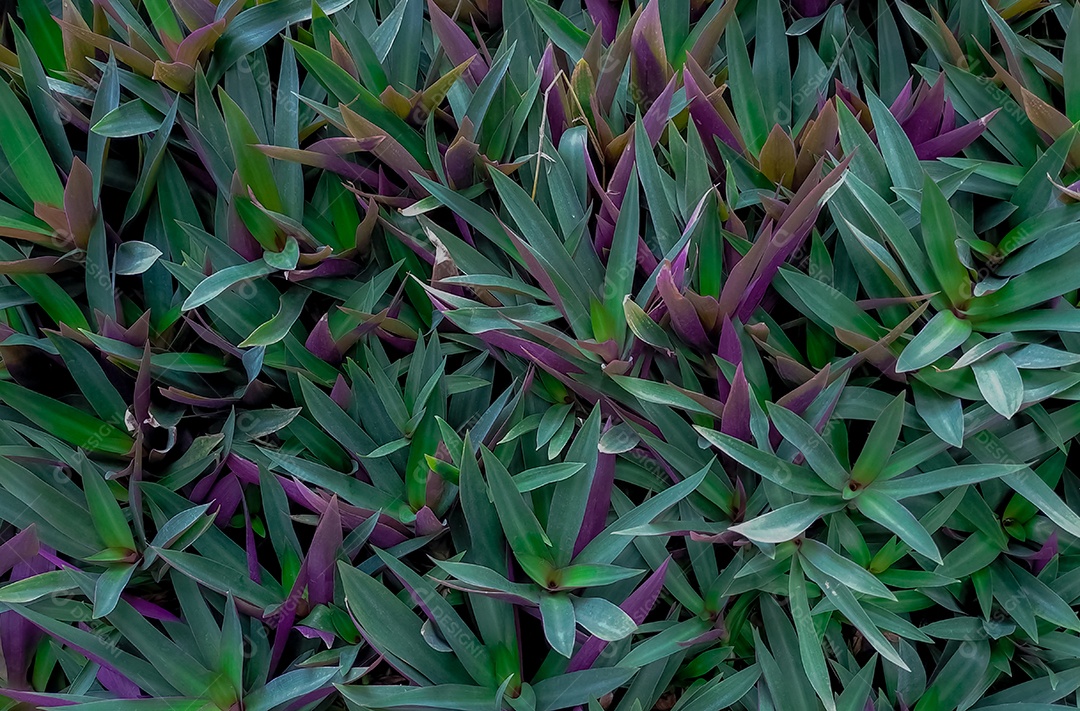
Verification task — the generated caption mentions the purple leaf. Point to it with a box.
[330,375,352,411]
[914,109,999,160]
[540,45,569,143]
[0,527,39,577]
[657,263,711,350]
[305,496,343,606]
[429,0,489,87]
[573,432,616,555]
[630,0,670,107]
[585,0,619,42]
[720,364,752,443]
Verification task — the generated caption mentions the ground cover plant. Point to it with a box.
[3,0,1080,709]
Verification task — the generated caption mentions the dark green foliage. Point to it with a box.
[0,1,1080,710]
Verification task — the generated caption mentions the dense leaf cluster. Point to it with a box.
[1,0,1080,710]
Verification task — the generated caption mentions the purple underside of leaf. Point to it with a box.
[243,499,261,585]
[629,0,669,105]
[206,473,242,526]
[499,226,569,317]
[305,315,342,363]
[914,109,999,159]
[186,314,245,358]
[720,364,752,442]
[285,256,360,280]
[895,78,948,147]
[413,506,444,536]
[272,577,305,671]
[330,375,352,410]
[684,72,743,160]
[471,324,583,374]
[1031,531,1058,573]
[228,204,263,262]
[657,263,711,350]
[793,0,833,16]
[574,449,615,555]
[429,0,489,86]
[539,45,569,143]
[716,316,741,393]
[121,595,181,623]
[296,625,336,647]
[669,240,691,289]
[0,526,39,577]
[887,78,916,114]
[585,0,619,43]
[445,136,480,188]
[305,497,343,606]
[737,155,853,320]
[567,558,670,672]
[1,571,45,690]
[940,97,957,133]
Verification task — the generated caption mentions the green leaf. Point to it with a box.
[802,557,909,670]
[611,376,717,416]
[0,570,78,603]
[729,498,844,544]
[575,467,707,565]
[92,100,165,138]
[571,596,637,640]
[12,25,71,167]
[726,15,768,153]
[114,242,163,275]
[911,379,964,448]
[854,489,941,563]
[0,73,64,206]
[695,427,837,497]
[799,539,895,600]
[539,592,577,658]
[972,353,1023,418]
[526,0,589,59]
[182,260,275,311]
[896,310,972,373]
[789,559,835,711]
[375,549,495,687]
[93,563,135,618]
[513,462,586,492]
[0,380,133,455]
[766,403,849,490]
[221,90,284,213]
[548,406,601,565]
[672,665,761,711]
[79,455,135,551]
[482,447,552,563]
[289,39,429,167]
[338,685,495,711]
[851,393,905,485]
[865,89,920,192]
[920,174,971,307]
[153,548,282,610]
[606,168,640,344]
[46,333,128,428]
[1067,3,1080,123]
[752,0,791,131]
[17,0,64,72]
[240,289,309,347]
[339,561,470,684]
[876,464,1025,499]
